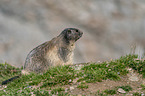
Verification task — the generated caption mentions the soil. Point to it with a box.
[66,71,145,96]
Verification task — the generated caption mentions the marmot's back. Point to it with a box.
[23,28,83,73]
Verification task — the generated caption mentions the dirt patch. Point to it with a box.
[68,74,145,96]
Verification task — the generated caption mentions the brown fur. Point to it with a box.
[23,28,83,73]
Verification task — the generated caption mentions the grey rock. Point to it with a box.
[70,86,75,91]
[129,75,139,81]
[117,88,126,94]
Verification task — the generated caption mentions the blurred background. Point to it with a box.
[0,0,145,67]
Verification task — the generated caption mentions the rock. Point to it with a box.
[70,86,75,91]
[129,75,139,81]
[127,68,139,81]
[117,88,126,94]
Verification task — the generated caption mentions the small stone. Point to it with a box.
[117,88,126,94]
[70,86,75,91]
[128,68,132,71]
[117,72,120,75]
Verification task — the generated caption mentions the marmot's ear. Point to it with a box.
[66,29,72,35]
[67,29,71,33]
[65,30,73,40]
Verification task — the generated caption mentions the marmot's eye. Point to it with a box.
[76,29,79,32]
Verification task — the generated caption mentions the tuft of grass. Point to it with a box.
[0,63,21,81]
[40,65,76,88]
[51,87,65,94]
[78,62,121,83]
[120,54,145,77]
[141,84,145,90]
[77,55,135,83]
[104,89,117,95]
[0,65,75,95]
[133,92,142,96]
[95,90,107,96]
[77,82,88,89]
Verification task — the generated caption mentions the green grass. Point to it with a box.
[0,54,145,95]
[51,87,65,95]
[0,63,21,81]
[77,82,88,89]
[96,90,107,96]
[1,87,67,96]
[133,92,142,96]
[104,89,116,95]
[141,84,145,90]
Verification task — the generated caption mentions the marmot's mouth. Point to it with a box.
[75,34,83,41]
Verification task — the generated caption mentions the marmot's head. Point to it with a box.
[61,28,83,43]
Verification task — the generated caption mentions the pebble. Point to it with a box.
[70,86,75,91]
[117,88,126,94]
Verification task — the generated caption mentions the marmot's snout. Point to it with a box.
[74,29,83,41]
[77,30,83,40]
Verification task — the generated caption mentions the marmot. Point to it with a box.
[23,28,83,73]
[2,28,83,85]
